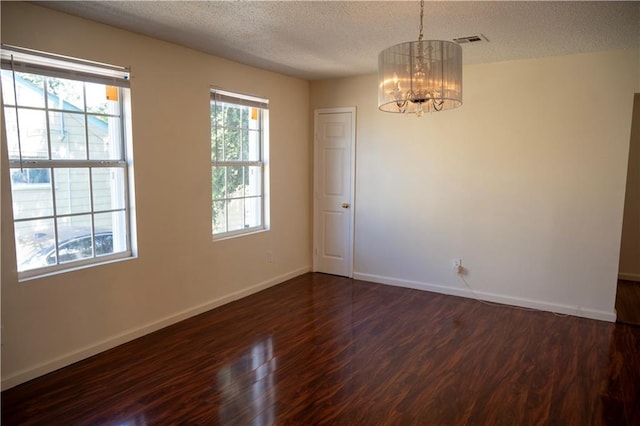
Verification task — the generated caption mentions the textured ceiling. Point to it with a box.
[34,1,640,80]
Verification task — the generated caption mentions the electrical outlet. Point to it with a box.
[452,258,463,274]
[266,251,273,263]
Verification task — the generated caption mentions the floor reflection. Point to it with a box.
[601,323,638,424]
[216,336,276,424]
[114,413,147,426]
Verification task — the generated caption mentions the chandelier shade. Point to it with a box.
[377,0,462,116]
[378,40,462,115]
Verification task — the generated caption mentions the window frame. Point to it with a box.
[210,89,269,239]
[1,45,136,279]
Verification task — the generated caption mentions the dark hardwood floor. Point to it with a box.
[616,279,640,326]
[3,272,640,425]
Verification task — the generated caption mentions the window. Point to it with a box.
[1,45,135,277]
[211,89,268,238]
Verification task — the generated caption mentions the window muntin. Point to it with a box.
[1,46,134,277]
[210,90,268,238]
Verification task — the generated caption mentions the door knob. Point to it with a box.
[341,203,350,209]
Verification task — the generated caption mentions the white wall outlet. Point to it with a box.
[452,258,463,274]
[266,251,273,263]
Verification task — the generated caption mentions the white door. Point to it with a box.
[313,108,355,277]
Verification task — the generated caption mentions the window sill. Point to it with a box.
[18,253,137,282]
[212,227,269,242]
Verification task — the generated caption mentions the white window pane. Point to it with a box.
[4,107,20,157]
[49,111,87,160]
[237,105,248,129]
[226,166,243,198]
[15,218,56,271]
[10,168,51,184]
[213,201,227,234]
[211,103,223,162]
[85,82,118,114]
[212,166,226,201]
[227,198,244,232]
[46,76,84,111]
[8,109,49,159]
[240,128,250,161]
[10,168,54,220]
[94,210,127,255]
[211,126,223,162]
[92,168,126,211]
[225,129,242,161]
[244,166,262,197]
[54,168,91,215]
[1,70,16,105]
[56,215,93,264]
[89,116,122,160]
[245,129,260,161]
[244,197,262,229]
[223,104,243,161]
[1,71,45,108]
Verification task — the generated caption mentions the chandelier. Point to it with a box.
[378,0,463,116]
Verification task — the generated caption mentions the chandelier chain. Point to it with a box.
[418,0,424,42]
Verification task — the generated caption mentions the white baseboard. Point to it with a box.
[353,272,616,323]
[618,272,640,282]
[1,266,311,391]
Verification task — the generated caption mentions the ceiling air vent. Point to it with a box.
[453,34,488,44]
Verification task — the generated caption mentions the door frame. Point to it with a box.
[313,107,356,277]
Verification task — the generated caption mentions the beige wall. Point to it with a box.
[619,93,640,280]
[311,49,639,320]
[1,2,311,388]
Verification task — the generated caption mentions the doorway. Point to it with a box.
[313,108,356,277]
[617,93,640,325]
